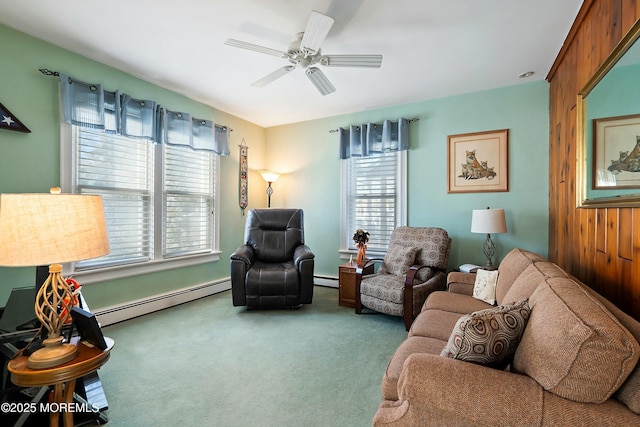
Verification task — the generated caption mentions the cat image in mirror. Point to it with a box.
[608,136,640,174]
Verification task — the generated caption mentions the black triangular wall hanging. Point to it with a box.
[0,101,31,133]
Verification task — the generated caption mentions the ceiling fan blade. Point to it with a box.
[251,66,295,87]
[306,67,335,96]
[224,39,288,58]
[300,11,335,54]
[321,54,383,68]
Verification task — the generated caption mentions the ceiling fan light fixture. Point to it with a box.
[306,67,335,95]
[226,10,381,95]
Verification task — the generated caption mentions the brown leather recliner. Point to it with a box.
[230,208,315,308]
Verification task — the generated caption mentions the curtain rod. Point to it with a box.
[328,117,420,133]
[38,68,234,132]
[39,68,59,76]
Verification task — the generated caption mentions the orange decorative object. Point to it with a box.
[61,278,81,324]
[357,244,366,265]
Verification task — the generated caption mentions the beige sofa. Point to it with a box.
[373,248,640,426]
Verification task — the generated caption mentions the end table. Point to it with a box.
[338,261,374,307]
[8,336,114,427]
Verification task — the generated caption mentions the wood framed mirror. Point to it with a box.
[577,18,640,207]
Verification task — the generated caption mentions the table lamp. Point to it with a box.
[471,207,507,270]
[0,188,109,369]
[259,171,281,208]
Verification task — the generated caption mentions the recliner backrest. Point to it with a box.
[244,208,304,262]
[388,226,451,281]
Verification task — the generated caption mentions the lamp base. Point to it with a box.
[27,336,77,369]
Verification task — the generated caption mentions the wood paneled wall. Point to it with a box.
[548,0,640,320]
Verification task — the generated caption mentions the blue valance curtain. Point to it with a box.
[59,74,230,155]
[338,118,409,159]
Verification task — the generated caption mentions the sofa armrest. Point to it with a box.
[373,353,544,426]
[446,271,476,295]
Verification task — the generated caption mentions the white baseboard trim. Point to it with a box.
[314,276,338,288]
[93,275,338,326]
[94,279,231,327]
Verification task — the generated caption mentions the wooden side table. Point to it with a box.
[338,261,374,307]
[8,337,114,427]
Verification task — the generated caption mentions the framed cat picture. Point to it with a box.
[447,129,509,193]
[593,114,640,189]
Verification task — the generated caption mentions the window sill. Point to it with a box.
[63,251,221,284]
[339,249,386,261]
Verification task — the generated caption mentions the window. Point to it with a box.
[341,151,407,254]
[65,126,219,278]
[163,143,215,257]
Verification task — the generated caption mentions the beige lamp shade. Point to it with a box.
[259,171,281,183]
[471,208,507,234]
[0,192,110,266]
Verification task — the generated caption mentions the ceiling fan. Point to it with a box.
[225,11,383,95]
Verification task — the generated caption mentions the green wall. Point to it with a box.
[0,24,267,307]
[266,81,550,277]
[0,23,550,308]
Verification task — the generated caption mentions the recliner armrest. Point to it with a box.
[230,244,254,266]
[355,258,384,276]
[294,245,314,268]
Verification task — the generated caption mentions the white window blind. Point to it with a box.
[71,127,217,272]
[163,144,214,257]
[74,127,154,269]
[345,152,402,252]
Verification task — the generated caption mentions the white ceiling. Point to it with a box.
[0,0,582,128]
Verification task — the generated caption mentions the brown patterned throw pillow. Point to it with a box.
[379,244,418,277]
[440,299,531,369]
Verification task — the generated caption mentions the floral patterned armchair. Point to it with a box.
[354,226,451,330]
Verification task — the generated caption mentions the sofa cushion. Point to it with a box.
[473,269,498,305]
[501,261,569,305]
[379,243,418,277]
[422,291,493,315]
[409,308,467,341]
[440,299,530,369]
[382,336,448,401]
[513,278,640,403]
[495,248,545,305]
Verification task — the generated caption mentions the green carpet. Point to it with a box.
[99,286,406,426]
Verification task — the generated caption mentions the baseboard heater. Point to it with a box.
[314,276,338,288]
[93,279,231,327]
[93,275,337,326]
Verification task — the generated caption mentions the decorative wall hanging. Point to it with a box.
[0,101,30,133]
[447,129,509,193]
[238,138,249,215]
